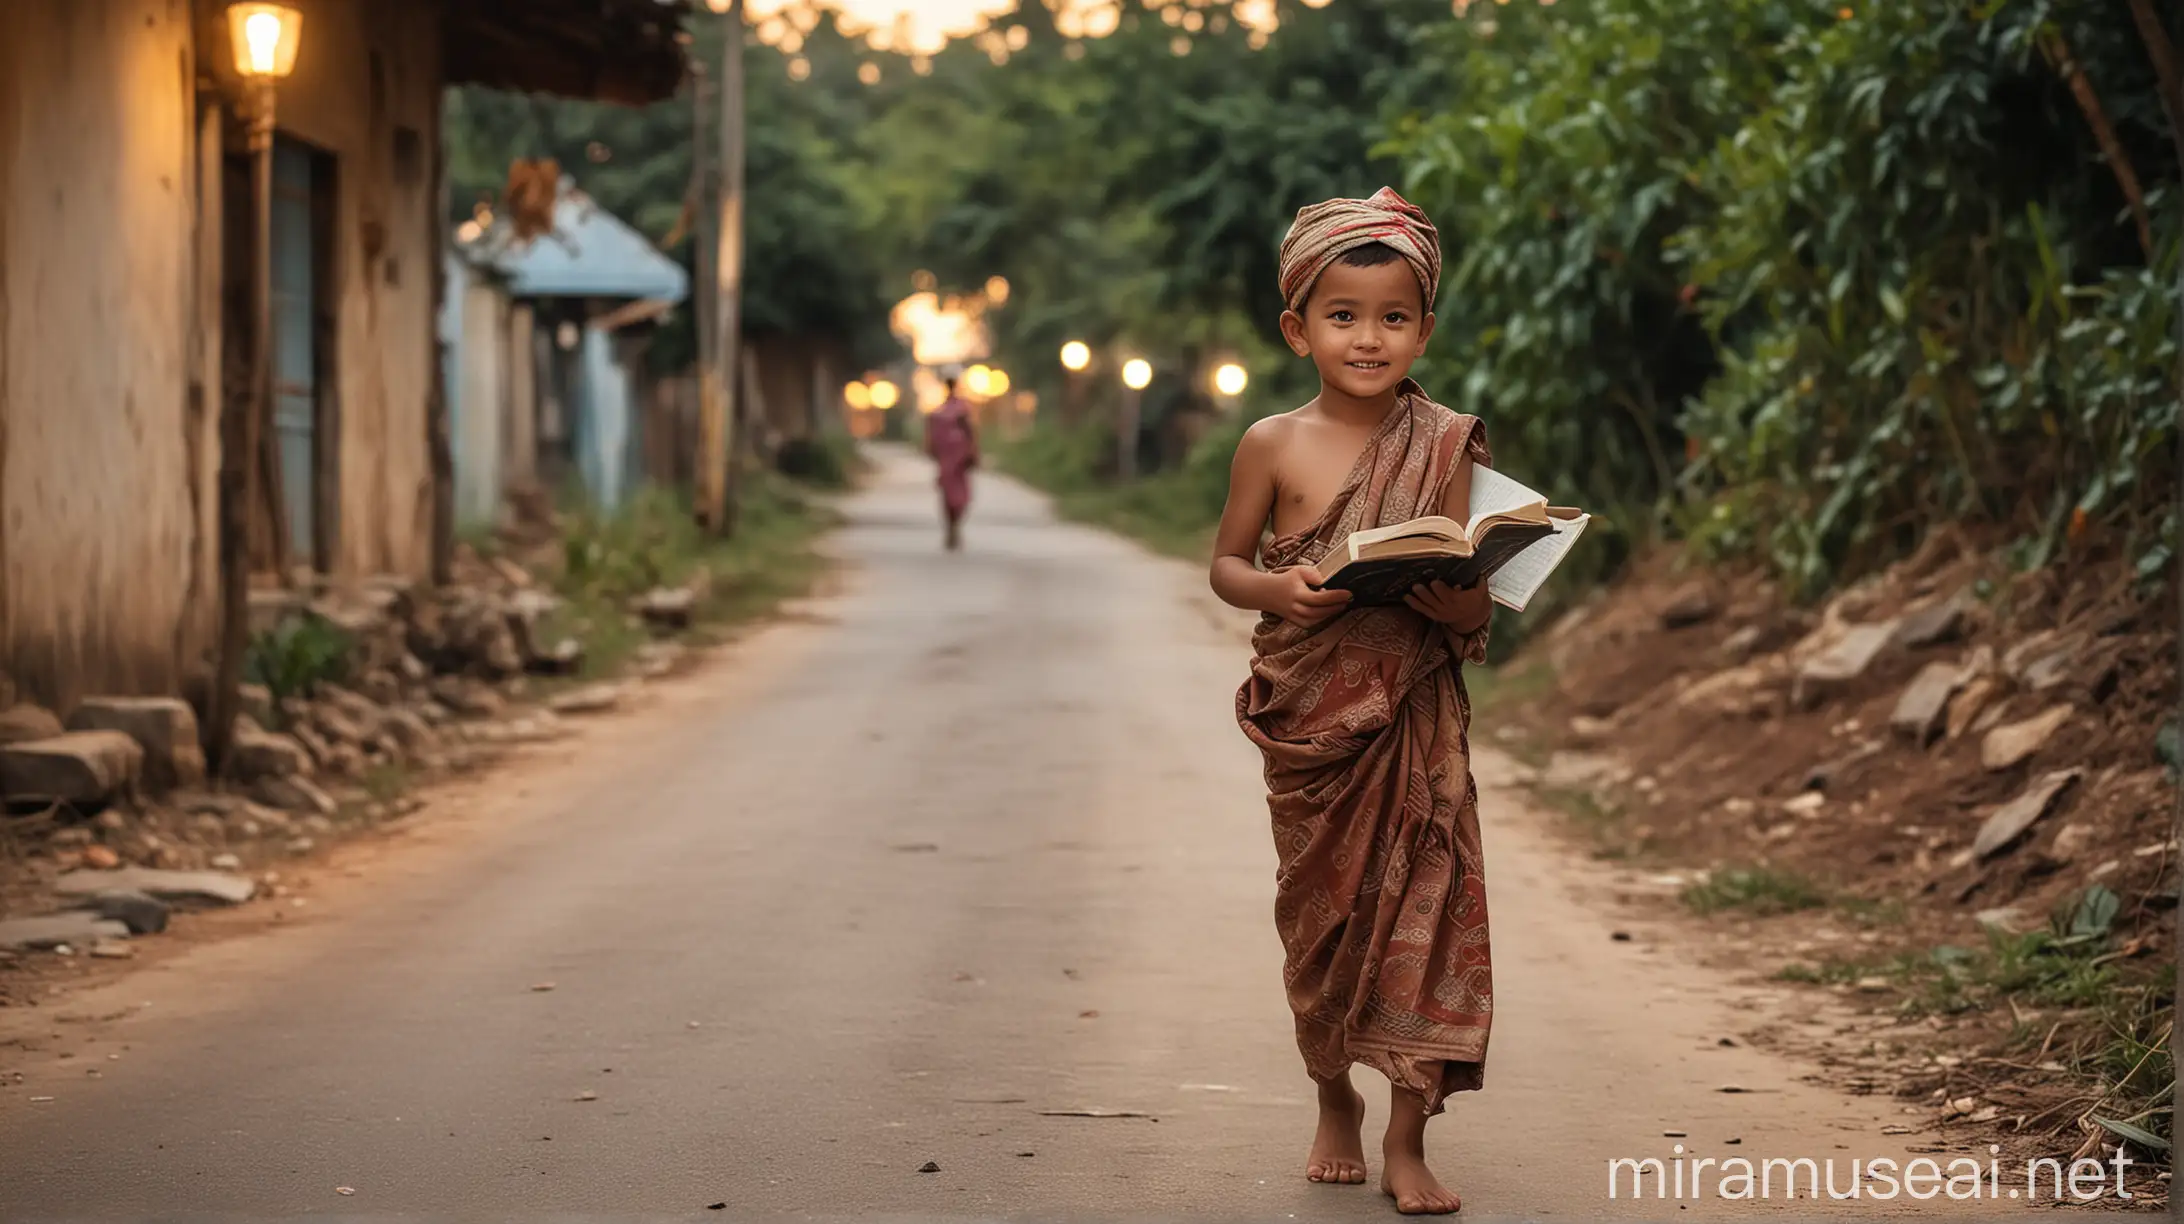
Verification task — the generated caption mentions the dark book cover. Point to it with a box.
[1319,520,1556,607]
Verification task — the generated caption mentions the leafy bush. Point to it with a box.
[244,613,353,710]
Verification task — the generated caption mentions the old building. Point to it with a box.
[0,0,687,708]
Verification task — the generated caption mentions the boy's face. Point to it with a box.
[1279,259,1435,402]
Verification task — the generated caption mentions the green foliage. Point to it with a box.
[1681,866,1828,916]
[1387,0,2179,596]
[244,614,353,709]
[773,432,863,488]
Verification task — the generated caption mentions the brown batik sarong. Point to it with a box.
[1235,381,1494,1115]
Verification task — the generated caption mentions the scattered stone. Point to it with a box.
[0,731,143,805]
[1567,714,1612,744]
[1717,625,1765,661]
[1782,792,1825,815]
[238,684,276,728]
[1946,677,1999,740]
[916,1161,941,1174]
[66,697,206,793]
[2001,632,2061,682]
[430,677,504,720]
[548,684,624,717]
[71,889,169,935]
[228,724,311,782]
[1676,664,1774,716]
[287,837,316,856]
[0,703,64,746]
[1892,593,1968,650]
[89,939,135,959]
[82,845,121,871]
[1721,797,1757,817]
[1974,906,2029,932]
[575,1090,598,1102]
[252,774,337,817]
[53,866,255,906]
[1980,704,2074,772]
[633,642,688,680]
[211,852,241,871]
[1855,977,1892,993]
[1973,769,2082,860]
[1792,621,1900,709]
[2020,641,2085,692]
[1659,583,1718,630]
[1891,660,1968,746]
[1541,751,1626,791]
[0,913,130,950]
[636,586,697,631]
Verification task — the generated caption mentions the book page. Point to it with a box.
[1488,514,1589,612]
[1465,465,1549,536]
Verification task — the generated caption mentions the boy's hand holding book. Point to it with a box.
[1273,565,1353,627]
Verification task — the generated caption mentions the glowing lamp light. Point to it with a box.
[984,276,1010,305]
[868,379,901,411]
[1060,340,1091,372]
[227,3,302,79]
[987,369,1012,396]
[1213,363,1249,397]
[965,365,995,397]
[1121,359,1153,390]
[844,381,873,411]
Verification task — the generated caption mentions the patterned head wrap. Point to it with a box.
[1276,186,1442,314]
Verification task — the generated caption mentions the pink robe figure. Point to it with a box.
[924,396,979,548]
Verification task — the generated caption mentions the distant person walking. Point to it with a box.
[924,368,980,551]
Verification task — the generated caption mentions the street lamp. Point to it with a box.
[1213,362,1249,398]
[1060,341,1091,371]
[844,381,873,411]
[1117,359,1152,481]
[209,1,302,775]
[869,379,901,411]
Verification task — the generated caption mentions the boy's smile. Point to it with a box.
[1281,258,1436,407]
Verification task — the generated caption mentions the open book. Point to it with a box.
[1317,466,1589,612]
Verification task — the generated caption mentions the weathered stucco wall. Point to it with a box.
[246,0,442,579]
[0,0,212,708]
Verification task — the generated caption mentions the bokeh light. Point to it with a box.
[1212,362,1248,397]
[1059,340,1091,371]
[1121,358,1152,390]
[869,379,901,410]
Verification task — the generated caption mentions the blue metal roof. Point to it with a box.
[468,180,689,303]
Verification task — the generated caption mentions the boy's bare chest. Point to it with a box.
[1269,423,1380,538]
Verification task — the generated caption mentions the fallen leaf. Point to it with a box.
[531,982,556,992]
[335,1187,357,1196]
[575,1090,598,1102]
[1663,1130,1687,1138]
[1078,1009,1100,1019]
[1040,1109,1150,1118]
[1016,1151,1036,1158]
[1718,1085,1750,1094]
[1881,1125,1915,1135]
[28,1096,53,1103]
[1611,931,1633,942]
[1724,1137,1742,1145]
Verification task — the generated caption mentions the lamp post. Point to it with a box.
[1059,340,1090,426]
[1119,358,1152,481]
[209,2,301,774]
[697,0,746,536]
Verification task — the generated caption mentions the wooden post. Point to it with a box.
[427,88,454,587]
[691,64,722,522]
[209,80,277,772]
[1116,386,1140,482]
[715,0,746,532]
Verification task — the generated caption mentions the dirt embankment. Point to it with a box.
[1490,527,2176,1197]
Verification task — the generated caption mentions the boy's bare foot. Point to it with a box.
[1380,1087,1459,1213]
[1305,1076,1368,1185]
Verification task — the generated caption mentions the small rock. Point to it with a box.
[916,1160,941,1174]
[252,774,337,816]
[1782,792,1826,815]
[0,913,131,950]
[1567,714,1612,743]
[1980,704,2074,771]
[82,845,121,871]
[1945,676,1999,740]
[1890,660,1967,747]
[1973,769,2082,860]
[287,836,316,856]
[73,889,169,935]
[229,725,312,782]
[1792,621,1900,708]
[1892,593,1967,650]
[548,684,624,717]
[66,697,206,793]
[1541,751,1626,791]
[1676,664,1774,717]
[0,703,65,746]
[532,982,557,992]
[88,939,135,960]
[1659,583,1718,630]
[1721,797,1757,817]
[0,731,143,805]
[575,1090,598,1102]
[335,1186,357,1197]
[1855,977,1892,993]
[211,852,241,870]
[2020,641,2086,692]
[53,866,255,906]
[636,586,697,630]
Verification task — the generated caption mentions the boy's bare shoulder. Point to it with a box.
[1237,407,1312,457]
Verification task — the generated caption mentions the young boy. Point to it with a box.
[1211,187,1494,1216]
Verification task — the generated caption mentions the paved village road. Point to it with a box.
[0,448,1977,1221]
